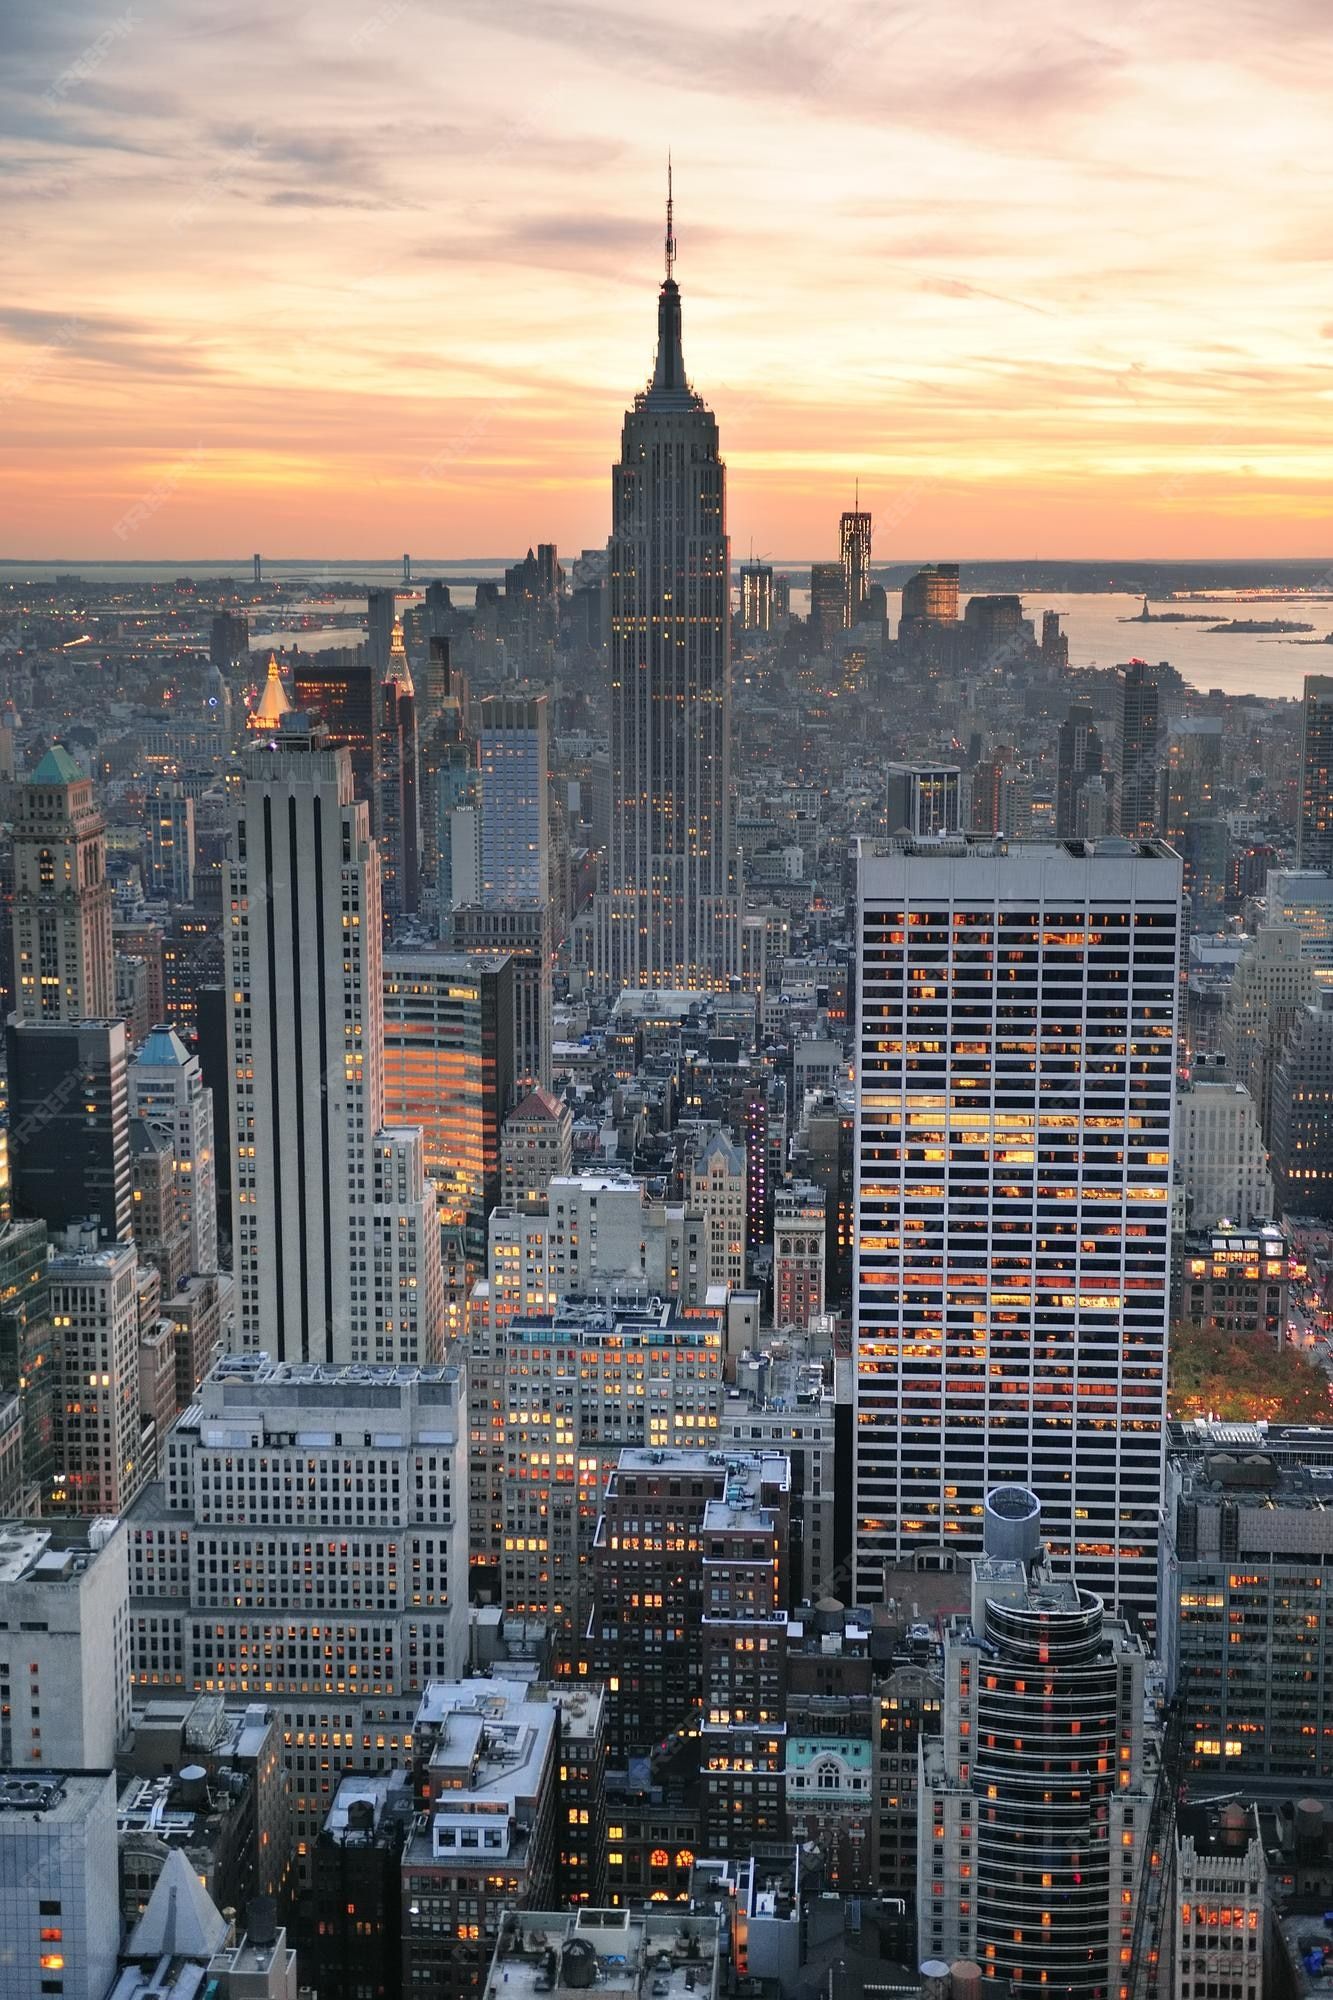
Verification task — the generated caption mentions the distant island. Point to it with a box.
[1207,617,1315,634]
[1122,596,1212,623]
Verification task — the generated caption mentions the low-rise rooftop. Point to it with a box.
[483,1908,721,2000]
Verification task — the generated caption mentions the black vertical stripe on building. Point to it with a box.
[314,796,333,1361]
[262,797,286,1361]
[288,797,311,1361]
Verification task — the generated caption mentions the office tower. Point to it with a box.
[290,650,378,818]
[245,651,292,734]
[1175,1068,1273,1227]
[450,903,549,1097]
[853,836,1180,1621]
[162,911,224,1037]
[1162,1428,1333,1788]
[1117,658,1162,837]
[899,561,960,630]
[698,1454,791,1856]
[1041,606,1069,666]
[1270,989,1333,1217]
[424,579,452,637]
[586,1446,790,1765]
[721,1339,843,1599]
[500,1086,572,1211]
[130,1118,190,1288]
[0,1217,56,1514]
[1220,924,1316,1143]
[476,694,549,908]
[742,1075,783,1251]
[839,504,872,626]
[0,1391,22,1515]
[48,1237,145,1514]
[376,617,420,921]
[126,1353,468,1872]
[963,594,1027,659]
[210,610,249,670]
[253,552,262,582]
[144,783,196,904]
[808,561,844,648]
[366,586,395,684]
[919,1490,1153,1987]
[773,1179,826,1328]
[1054,699,1106,838]
[225,737,442,1365]
[313,1771,414,2000]
[11,745,114,1023]
[400,1682,559,2000]
[884,763,961,839]
[1266,866,1333,983]
[1298,674,1333,869]
[500,1297,723,1625]
[0,1520,129,1767]
[740,559,774,631]
[1161,715,1223,840]
[6,1019,131,1243]
[596,199,735,993]
[0,1770,120,2000]
[1166,1805,1267,2000]
[687,1128,746,1288]
[968,750,1032,837]
[127,1024,217,1276]
[382,947,515,1262]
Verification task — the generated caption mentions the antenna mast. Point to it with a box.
[665,154,676,280]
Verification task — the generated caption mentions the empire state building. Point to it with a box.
[595,190,737,991]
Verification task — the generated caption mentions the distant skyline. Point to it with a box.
[3,0,1332,560]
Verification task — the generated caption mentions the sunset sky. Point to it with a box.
[3,0,1332,561]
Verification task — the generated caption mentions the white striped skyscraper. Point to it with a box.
[595,191,735,991]
[853,835,1181,1624]
[225,733,442,1364]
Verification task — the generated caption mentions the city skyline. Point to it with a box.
[3,1,1333,561]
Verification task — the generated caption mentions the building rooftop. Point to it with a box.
[482,1907,721,2000]
[0,1517,120,1586]
[322,1768,414,1849]
[0,1768,112,1824]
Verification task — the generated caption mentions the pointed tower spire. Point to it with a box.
[386,615,414,694]
[665,153,676,280]
[650,160,687,400]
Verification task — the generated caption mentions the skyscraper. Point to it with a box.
[1117,658,1162,838]
[853,836,1180,1623]
[11,744,114,1023]
[366,586,396,683]
[1298,673,1333,869]
[224,735,442,1364]
[377,616,420,921]
[144,782,196,904]
[1055,699,1106,838]
[739,560,774,631]
[808,561,844,650]
[475,694,549,908]
[839,502,872,627]
[899,562,960,630]
[919,1488,1152,1985]
[6,1018,131,1243]
[127,1024,218,1275]
[595,188,735,991]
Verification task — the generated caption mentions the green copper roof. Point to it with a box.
[786,1738,871,1770]
[30,744,80,783]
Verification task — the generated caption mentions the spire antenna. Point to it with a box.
[665,153,676,281]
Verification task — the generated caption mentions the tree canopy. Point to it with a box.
[1169,1322,1333,1424]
